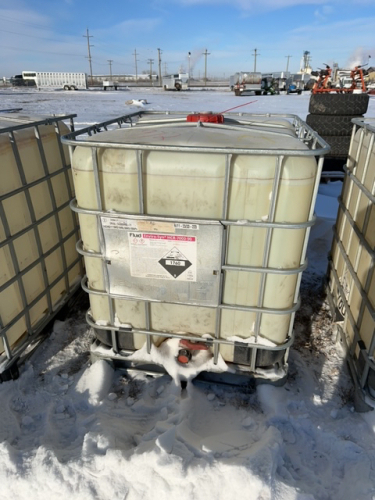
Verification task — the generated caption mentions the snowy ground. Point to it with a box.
[1,87,375,500]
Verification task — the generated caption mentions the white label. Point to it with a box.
[174,223,199,231]
[101,217,138,231]
[129,232,197,281]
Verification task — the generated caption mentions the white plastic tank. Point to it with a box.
[327,118,375,400]
[68,112,325,370]
[0,114,83,361]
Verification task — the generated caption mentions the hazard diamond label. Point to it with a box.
[159,247,192,278]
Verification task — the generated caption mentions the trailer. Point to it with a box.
[21,71,88,90]
[103,80,119,90]
[233,72,262,96]
[162,74,188,91]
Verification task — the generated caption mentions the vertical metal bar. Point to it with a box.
[145,301,152,354]
[250,155,283,370]
[8,130,53,319]
[0,317,12,360]
[215,153,232,363]
[57,123,84,277]
[253,155,284,339]
[222,154,232,219]
[347,131,374,359]
[0,200,31,345]
[334,126,365,313]
[137,150,145,214]
[91,146,116,339]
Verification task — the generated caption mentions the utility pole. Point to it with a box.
[147,58,154,85]
[157,48,162,87]
[133,49,138,84]
[285,55,292,73]
[252,48,259,73]
[107,59,113,78]
[188,51,191,86]
[203,49,210,85]
[164,62,168,75]
[83,28,93,85]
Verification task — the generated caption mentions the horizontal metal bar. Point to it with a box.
[0,256,82,337]
[0,227,80,293]
[61,110,330,156]
[0,164,73,203]
[343,165,375,205]
[222,261,308,275]
[0,280,82,367]
[81,275,299,315]
[70,199,316,230]
[86,310,294,352]
[0,199,75,250]
[351,117,375,134]
[336,200,375,260]
[0,114,77,134]
[331,233,375,319]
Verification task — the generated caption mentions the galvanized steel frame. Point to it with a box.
[63,110,329,375]
[0,114,84,377]
[326,118,375,406]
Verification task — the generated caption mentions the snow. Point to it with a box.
[1,87,375,500]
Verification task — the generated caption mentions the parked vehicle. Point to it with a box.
[233,72,262,96]
[17,71,87,90]
[163,74,188,91]
[103,80,119,90]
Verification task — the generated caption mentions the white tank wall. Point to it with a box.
[71,117,318,361]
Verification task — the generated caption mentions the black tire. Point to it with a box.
[321,135,352,158]
[309,93,369,115]
[234,89,240,96]
[306,114,361,136]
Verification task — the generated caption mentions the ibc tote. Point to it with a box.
[63,111,329,383]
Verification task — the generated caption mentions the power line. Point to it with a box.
[0,28,80,44]
[1,44,85,57]
[0,14,52,30]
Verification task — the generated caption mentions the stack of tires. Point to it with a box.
[306,93,370,171]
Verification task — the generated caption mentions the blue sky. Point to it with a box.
[1,0,374,78]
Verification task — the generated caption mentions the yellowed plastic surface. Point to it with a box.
[0,117,82,355]
[72,120,317,359]
[329,126,375,355]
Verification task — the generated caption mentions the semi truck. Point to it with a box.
[15,71,88,90]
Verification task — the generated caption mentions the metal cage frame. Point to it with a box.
[0,114,84,380]
[326,117,375,411]
[62,111,330,383]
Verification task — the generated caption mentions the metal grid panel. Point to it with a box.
[0,114,84,377]
[63,111,329,376]
[326,118,375,405]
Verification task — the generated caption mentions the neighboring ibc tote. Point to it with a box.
[0,113,83,380]
[63,111,329,383]
[326,117,375,410]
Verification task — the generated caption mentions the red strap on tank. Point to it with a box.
[186,113,224,123]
